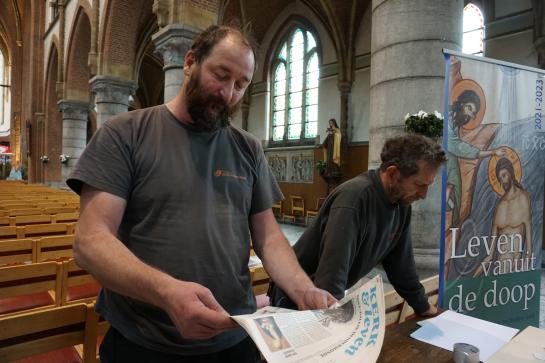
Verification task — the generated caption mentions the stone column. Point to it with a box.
[369,0,463,270]
[58,100,89,180]
[152,25,197,102]
[90,75,137,129]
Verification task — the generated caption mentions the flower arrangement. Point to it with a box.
[39,155,49,163]
[404,110,444,139]
[59,154,70,164]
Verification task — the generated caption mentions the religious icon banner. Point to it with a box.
[440,50,544,329]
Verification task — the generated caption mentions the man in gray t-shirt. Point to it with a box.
[67,25,334,362]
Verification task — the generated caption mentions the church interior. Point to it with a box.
[0,0,544,361]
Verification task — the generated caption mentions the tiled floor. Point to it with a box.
[279,223,545,329]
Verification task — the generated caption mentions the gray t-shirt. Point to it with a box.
[67,105,282,355]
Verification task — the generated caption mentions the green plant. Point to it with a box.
[316,160,327,174]
[404,110,443,138]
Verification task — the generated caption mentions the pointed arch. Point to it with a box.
[65,6,92,101]
[463,3,485,55]
[99,0,153,80]
[270,24,320,143]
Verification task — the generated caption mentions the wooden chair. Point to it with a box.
[282,195,305,223]
[0,238,34,265]
[290,195,305,221]
[272,200,282,218]
[60,259,101,305]
[397,275,439,323]
[0,303,99,363]
[35,234,75,262]
[384,274,440,326]
[305,197,326,225]
[0,261,63,316]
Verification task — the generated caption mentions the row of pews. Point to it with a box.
[0,181,103,362]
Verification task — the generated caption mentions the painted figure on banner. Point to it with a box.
[444,57,507,277]
[473,151,532,277]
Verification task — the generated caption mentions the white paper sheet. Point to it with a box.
[410,310,519,361]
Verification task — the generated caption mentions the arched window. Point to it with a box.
[463,3,484,56]
[271,27,319,142]
[0,50,10,137]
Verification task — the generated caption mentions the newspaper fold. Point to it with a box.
[232,275,385,363]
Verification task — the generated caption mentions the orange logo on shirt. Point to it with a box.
[214,169,247,180]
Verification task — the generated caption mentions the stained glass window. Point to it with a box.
[463,3,484,56]
[272,27,319,141]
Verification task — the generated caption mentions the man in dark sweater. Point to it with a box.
[269,134,447,316]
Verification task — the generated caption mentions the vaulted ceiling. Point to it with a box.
[0,0,24,60]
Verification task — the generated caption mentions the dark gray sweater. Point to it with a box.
[272,169,429,314]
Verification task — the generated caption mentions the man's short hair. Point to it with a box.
[380,134,447,177]
[190,25,257,69]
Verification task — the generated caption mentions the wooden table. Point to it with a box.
[377,318,455,363]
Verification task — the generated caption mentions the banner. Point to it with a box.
[440,50,544,329]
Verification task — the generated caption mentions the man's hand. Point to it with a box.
[162,280,238,340]
[296,286,337,310]
[419,304,438,317]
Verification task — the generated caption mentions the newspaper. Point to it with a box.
[232,275,385,363]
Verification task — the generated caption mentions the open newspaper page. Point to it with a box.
[232,275,385,363]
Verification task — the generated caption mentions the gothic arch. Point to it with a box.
[65,6,92,101]
[257,2,336,84]
[99,0,154,80]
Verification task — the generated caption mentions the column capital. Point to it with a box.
[337,80,352,94]
[58,99,90,121]
[90,75,138,105]
[152,25,198,68]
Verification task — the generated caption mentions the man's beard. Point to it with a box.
[501,179,512,193]
[388,180,417,205]
[185,69,240,132]
[454,112,472,128]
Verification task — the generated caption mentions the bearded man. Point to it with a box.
[269,134,446,317]
[67,25,334,363]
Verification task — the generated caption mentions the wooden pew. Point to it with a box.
[11,214,53,226]
[250,265,270,295]
[60,259,101,306]
[35,235,75,262]
[0,261,63,316]
[53,211,80,223]
[0,226,21,240]
[22,222,75,238]
[0,303,99,363]
[0,238,34,265]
